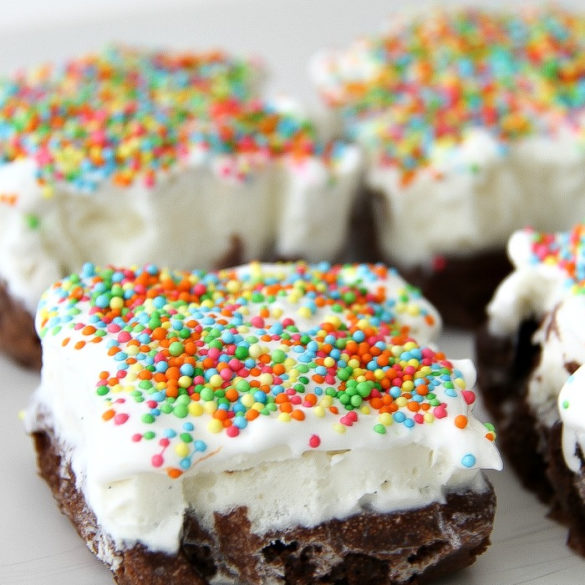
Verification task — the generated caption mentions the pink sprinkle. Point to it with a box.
[290,396,302,405]
[118,331,131,343]
[414,413,424,424]
[340,414,355,426]
[251,316,265,328]
[131,433,142,442]
[159,438,170,448]
[433,404,447,419]
[107,323,121,333]
[220,368,234,381]
[193,284,206,296]
[462,390,476,405]
[208,347,220,360]
[309,434,321,448]
[226,425,239,438]
[228,359,242,371]
[151,454,164,468]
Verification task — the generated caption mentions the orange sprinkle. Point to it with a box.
[454,415,468,429]
[291,409,305,421]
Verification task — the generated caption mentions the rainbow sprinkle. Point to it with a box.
[0,46,340,194]
[318,7,585,182]
[525,224,585,292]
[37,262,495,479]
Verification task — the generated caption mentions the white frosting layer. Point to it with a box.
[488,228,585,464]
[310,18,585,267]
[364,128,585,266]
[0,146,361,313]
[27,262,501,557]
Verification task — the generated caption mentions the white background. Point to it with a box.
[1,1,585,584]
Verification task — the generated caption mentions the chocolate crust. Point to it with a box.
[32,427,496,585]
[0,280,41,369]
[396,250,512,330]
[355,188,513,329]
[475,322,585,554]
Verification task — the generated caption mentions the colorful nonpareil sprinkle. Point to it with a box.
[0,46,341,193]
[524,224,585,292]
[317,7,585,181]
[38,262,495,478]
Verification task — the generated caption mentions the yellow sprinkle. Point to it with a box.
[374,369,385,380]
[209,374,223,388]
[111,384,123,393]
[203,401,217,414]
[360,405,371,415]
[297,306,312,319]
[249,344,262,358]
[241,394,254,408]
[207,419,223,434]
[252,402,264,412]
[395,396,407,407]
[109,297,124,310]
[175,443,190,458]
[179,376,192,388]
[320,396,333,408]
[226,280,240,294]
[278,412,291,422]
[323,357,335,367]
[402,380,414,392]
[424,413,435,423]
[379,412,393,426]
[271,307,283,318]
[188,402,203,417]
[155,381,166,391]
[455,378,466,389]
[348,358,360,369]
[404,341,417,351]
[313,406,326,417]
[333,423,346,434]
[407,304,421,316]
[259,373,273,386]
[126,345,139,356]
[324,315,341,327]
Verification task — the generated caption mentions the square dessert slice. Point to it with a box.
[27,261,501,584]
[477,224,585,553]
[0,47,361,367]
[311,6,585,327]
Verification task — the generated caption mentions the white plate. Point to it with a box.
[1,1,585,583]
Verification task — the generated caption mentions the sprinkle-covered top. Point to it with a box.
[522,224,585,293]
[314,7,585,182]
[36,262,498,480]
[0,46,343,194]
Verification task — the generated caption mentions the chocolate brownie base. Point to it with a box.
[396,250,513,330]
[475,322,585,554]
[355,189,513,329]
[33,428,497,585]
[0,281,41,369]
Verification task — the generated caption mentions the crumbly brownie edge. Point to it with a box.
[0,280,41,369]
[32,427,497,585]
[475,322,585,555]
